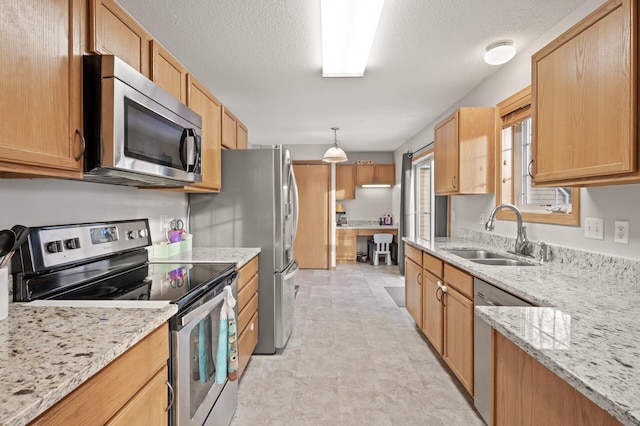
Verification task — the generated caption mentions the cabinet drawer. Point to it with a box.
[422,252,443,277]
[444,264,473,299]
[405,243,422,265]
[238,292,258,334]
[237,256,259,291]
[238,311,258,378]
[238,274,258,311]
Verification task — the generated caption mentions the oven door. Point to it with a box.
[171,278,238,426]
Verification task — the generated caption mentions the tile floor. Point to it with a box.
[231,263,485,425]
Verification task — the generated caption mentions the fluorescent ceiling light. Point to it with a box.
[321,0,385,77]
[362,184,391,188]
[484,40,516,65]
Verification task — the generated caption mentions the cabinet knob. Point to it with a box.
[250,322,255,331]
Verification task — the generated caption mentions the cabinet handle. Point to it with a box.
[451,175,456,189]
[528,160,534,179]
[250,322,255,331]
[417,272,422,285]
[165,380,175,412]
[74,129,85,162]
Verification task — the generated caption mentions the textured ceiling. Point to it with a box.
[117,0,585,152]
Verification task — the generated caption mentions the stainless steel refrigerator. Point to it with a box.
[189,145,299,354]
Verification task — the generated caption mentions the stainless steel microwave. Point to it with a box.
[83,55,202,186]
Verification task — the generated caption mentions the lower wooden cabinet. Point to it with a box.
[493,330,621,426]
[236,255,259,378]
[336,229,357,264]
[422,270,444,355]
[443,285,474,395]
[30,324,169,425]
[404,256,423,328]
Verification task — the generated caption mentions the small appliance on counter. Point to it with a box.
[336,203,348,226]
[381,214,393,226]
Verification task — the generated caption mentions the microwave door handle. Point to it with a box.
[179,129,188,171]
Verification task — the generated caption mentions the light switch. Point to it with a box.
[584,217,604,240]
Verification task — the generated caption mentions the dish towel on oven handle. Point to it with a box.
[215,286,238,384]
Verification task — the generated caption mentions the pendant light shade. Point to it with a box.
[322,127,348,163]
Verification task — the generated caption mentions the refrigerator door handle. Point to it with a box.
[283,259,299,280]
[289,164,299,244]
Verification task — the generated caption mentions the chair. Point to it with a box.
[372,234,393,266]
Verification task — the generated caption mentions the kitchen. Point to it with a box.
[2,0,640,425]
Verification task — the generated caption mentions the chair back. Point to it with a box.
[373,233,393,252]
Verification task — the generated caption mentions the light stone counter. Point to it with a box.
[150,247,261,269]
[0,303,177,426]
[404,235,640,425]
[336,225,398,230]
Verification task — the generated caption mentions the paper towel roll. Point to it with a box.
[0,267,7,321]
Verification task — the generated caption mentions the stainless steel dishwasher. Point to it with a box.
[474,278,532,426]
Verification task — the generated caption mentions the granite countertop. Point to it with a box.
[0,247,260,425]
[0,303,177,426]
[337,225,398,230]
[404,236,640,425]
[150,247,261,268]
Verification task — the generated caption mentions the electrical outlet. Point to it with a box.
[479,213,485,225]
[584,217,604,240]
[614,220,629,244]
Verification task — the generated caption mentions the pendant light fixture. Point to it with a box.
[322,127,348,163]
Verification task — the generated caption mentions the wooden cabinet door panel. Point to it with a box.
[375,164,395,185]
[236,121,248,149]
[443,285,474,395]
[221,107,237,149]
[336,165,356,199]
[90,0,150,77]
[106,365,168,426]
[238,311,259,378]
[434,113,459,194]
[404,257,423,328]
[0,0,83,177]
[185,75,222,192]
[356,164,375,185]
[532,0,634,184]
[151,40,187,102]
[336,229,357,263]
[422,270,443,355]
[238,292,259,334]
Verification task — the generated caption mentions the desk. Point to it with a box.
[336,227,398,264]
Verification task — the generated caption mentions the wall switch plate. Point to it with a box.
[585,217,604,240]
[614,220,629,244]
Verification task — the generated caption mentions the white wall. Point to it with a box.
[393,0,640,260]
[0,179,187,244]
[341,187,394,222]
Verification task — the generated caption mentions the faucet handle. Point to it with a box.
[537,241,551,262]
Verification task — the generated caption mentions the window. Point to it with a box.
[496,87,580,226]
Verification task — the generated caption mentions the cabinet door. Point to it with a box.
[185,75,222,192]
[443,285,474,395]
[236,121,248,149]
[336,165,356,199]
[336,229,357,263]
[90,0,150,77]
[404,257,423,328]
[422,270,444,355]
[106,365,168,426]
[0,0,83,178]
[532,0,635,185]
[355,164,375,185]
[434,112,459,194]
[221,107,237,149]
[375,164,395,185]
[238,311,258,378]
[150,40,187,103]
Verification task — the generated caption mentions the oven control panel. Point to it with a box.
[35,219,151,270]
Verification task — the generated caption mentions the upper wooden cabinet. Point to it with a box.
[221,107,238,149]
[184,75,222,192]
[434,107,494,195]
[150,40,188,103]
[531,0,638,187]
[0,0,84,179]
[236,121,248,149]
[356,164,395,186]
[336,164,356,200]
[89,0,151,77]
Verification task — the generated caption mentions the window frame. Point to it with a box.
[495,86,580,226]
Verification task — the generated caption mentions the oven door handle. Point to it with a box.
[179,277,237,327]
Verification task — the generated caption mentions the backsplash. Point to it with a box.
[348,219,387,226]
[458,228,640,282]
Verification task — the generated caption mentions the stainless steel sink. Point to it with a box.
[444,248,537,266]
[445,249,506,259]
[469,258,536,266]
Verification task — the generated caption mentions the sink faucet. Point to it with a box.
[484,203,530,256]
